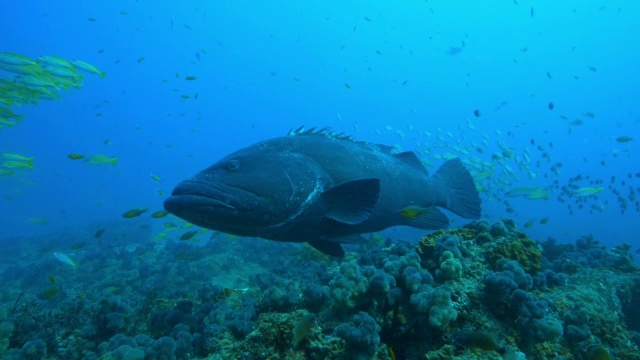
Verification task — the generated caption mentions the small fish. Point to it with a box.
[87,17,96,22]
[616,136,632,143]
[67,153,84,160]
[70,241,86,250]
[151,209,169,218]
[1,153,34,169]
[121,207,148,218]
[400,205,437,219]
[447,46,464,56]
[0,52,37,66]
[137,57,145,63]
[548,102,554,110]
[473,109,481,117]
[344,83,351,89]
[291,313,315,349]
[157,189,166,196]
[179,230,198,241]
[185,76,197,81]
[524,219,535,229]
[455,331,502,353]
[539,216,549,224]
[150,173,163,182]
[38,285,61,300]
[571,187,602,197]
[86,155,117,166]
[505,186,547,199]
[27,217,49,224]
[586,345,611,360]
[48,275,56,284]
[588,66,597,72]
[523,191,549,200]
[94,228,105,238]
[70,59,106,78]
[54,252,78,268]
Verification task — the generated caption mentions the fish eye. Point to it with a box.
[226,160,239,171]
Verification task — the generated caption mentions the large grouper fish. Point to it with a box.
[164,128,481,257]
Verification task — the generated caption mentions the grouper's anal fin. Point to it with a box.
[322,178,380,224]
[308,240,345,257]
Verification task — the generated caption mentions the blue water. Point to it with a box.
[2,1,638,251]
[2,2,640,359]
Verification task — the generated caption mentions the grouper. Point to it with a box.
[164,128,481,257]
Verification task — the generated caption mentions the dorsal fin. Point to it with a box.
[393,151,429,176]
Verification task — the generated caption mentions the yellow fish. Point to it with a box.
[67,153,84,160]
[86,154,117,166]
[70,59,106,78]
[151,210,169,218]
[27,217,48,224]
[571,187,603,197]
[523,191,549,200]
[39,285,61,300]
[0,52,37,66]
[150,173,163,182]
[54,252,77,268]
[399,205,448,229]
[1,159,34,170]
[400,205,437,219]
[121,207,148,218]
[38,55,74,69]
[524,219,536,229]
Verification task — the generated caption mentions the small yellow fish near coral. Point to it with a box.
[121,207,148,218]
[150,173,163,182]
[400,205,437,219]
[571,187,603,198]
[85,154,117,166]
[53,252,78,269]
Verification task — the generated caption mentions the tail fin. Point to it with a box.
[432,158,481,219]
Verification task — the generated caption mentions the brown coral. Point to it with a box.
[483,231,542,273]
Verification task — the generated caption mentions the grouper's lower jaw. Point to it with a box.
[168,180,260,209]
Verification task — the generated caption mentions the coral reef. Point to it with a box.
[0,219,638,359]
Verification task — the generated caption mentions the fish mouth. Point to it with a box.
[164,180,260,216]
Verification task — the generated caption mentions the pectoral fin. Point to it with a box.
[322,178,380,224]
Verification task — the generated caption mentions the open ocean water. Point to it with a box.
[0,1,639,359]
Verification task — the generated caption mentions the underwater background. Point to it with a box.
[1,1,639,359]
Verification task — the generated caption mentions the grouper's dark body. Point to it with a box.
[164,129,481,257]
